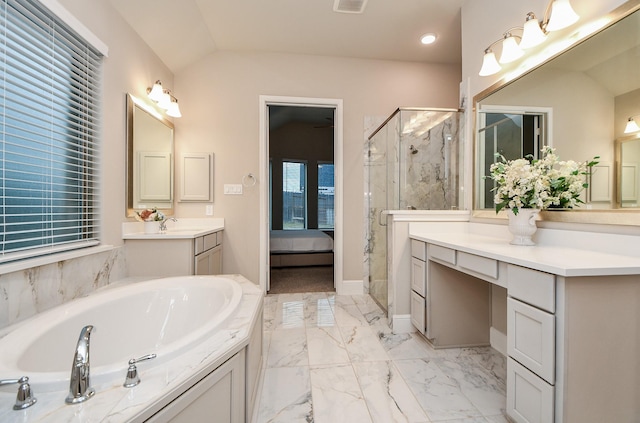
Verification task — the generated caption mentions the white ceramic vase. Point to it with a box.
[507,208,540,246]
[144,221,160,234]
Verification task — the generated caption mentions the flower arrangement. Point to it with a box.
[488,147,599,215]
[135,207,165,222]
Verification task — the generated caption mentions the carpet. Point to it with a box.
[269,266,335,294]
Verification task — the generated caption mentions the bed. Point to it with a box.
[270,230,334,268]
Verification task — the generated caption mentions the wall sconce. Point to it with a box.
[624,115,640,134]
[478,0,579,76]
[147,80,182,118]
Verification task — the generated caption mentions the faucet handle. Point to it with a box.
[123,354,157,388]
[0,376,37,410]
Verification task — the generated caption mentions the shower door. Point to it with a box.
[366,113,398,311]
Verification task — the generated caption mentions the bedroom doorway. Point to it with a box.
[259,96,344,294]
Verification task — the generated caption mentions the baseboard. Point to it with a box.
[391,314,414,334]
[490,326,507,356]
[338,279,363,295]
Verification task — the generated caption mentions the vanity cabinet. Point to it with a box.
[126,230,223,277]
[194,232,223,275]
[409,233,640,423]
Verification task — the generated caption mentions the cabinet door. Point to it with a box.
[195,250,212,275]
[508,298,555,384]
[410,257,426,296]
[147,350,246,423]
[507,357,554,423]
[410,290,426,334]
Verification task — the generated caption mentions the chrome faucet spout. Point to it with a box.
[65,325,95,404]
[159,217,177,232]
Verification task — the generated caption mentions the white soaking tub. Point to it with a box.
[0,276,242,393]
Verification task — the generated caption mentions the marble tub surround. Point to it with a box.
[0,274,263,422]
[0,247,126,331]
[122,217,224,239]
[258,291,508,423]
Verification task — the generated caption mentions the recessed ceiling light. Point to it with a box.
[420,33,437,45]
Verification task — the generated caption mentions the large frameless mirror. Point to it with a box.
[474,2,640,225]
[125,94,174,217]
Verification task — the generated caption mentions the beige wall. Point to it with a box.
[58,0,173,247]
[174,51,460,283]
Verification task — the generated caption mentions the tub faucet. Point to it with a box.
[65,325,95,404]
[159,217,177,232]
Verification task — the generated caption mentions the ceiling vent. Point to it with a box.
[333,0,368,14]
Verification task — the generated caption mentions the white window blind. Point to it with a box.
[0,0,103,263]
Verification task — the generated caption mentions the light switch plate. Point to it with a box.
[224,184,243,195]
[205,205,213,215]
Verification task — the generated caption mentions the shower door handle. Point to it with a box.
[378,209,387,227]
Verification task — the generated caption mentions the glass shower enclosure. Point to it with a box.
[366,108,463,311]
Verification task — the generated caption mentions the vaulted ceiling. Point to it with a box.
[109,0,463,73]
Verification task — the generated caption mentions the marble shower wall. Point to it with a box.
[398,111,461,211]
[0,247,126,331]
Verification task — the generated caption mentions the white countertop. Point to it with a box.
[0,274,262,423]
[122,218,224,240]
[410,225,640,277]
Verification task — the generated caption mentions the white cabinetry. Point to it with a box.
[409,233,640,423]
[409,240,427,335]
[147,350,245,423]
[194,232,222,275]
[126,230,223,277]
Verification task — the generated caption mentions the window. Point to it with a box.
[0,0,103,262]
[282,161,306,229]
[318,163,334,229]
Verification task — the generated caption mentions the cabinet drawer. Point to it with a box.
[410,290,425,334]
[204,232,217,251]
[508,298,555,384]
[411,239,426,261]
[410,257,426,296]
[507,357,554,423]
[508,265,555,313]
[458,251,498,279]
[428,244,456,265]
[194,236,204,255]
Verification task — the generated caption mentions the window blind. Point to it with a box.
[0,0,103,262]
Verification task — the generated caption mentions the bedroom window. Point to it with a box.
[318,163,334,229]
[282,161,306,229]
[0,0,104,263]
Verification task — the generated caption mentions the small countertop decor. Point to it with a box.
[488,147,599,245]
[134,207,165,234]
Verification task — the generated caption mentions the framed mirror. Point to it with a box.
[126,94,174,217]
[473,2,640,226]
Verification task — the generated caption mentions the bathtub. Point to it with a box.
[0,275,243,393]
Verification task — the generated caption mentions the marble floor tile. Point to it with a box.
[333,303,370,326]
[257,366,313,423]
[341,325,390,362]
[394,358,483,421]
[267,328,308,368]
[356,301,386,326]
[310,364,373,423]
[257,293,507,423]
[433,357,506,417]
[304,296,335,328]
[307,325,350,366]
[353,360,429,423]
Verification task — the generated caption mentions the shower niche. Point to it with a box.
[365,108,464,311]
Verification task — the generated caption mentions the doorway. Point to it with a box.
[259,96,344,294]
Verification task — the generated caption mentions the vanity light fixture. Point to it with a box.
[147,80,182,118]
[624,116,640,134]
[478,0,579,76]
